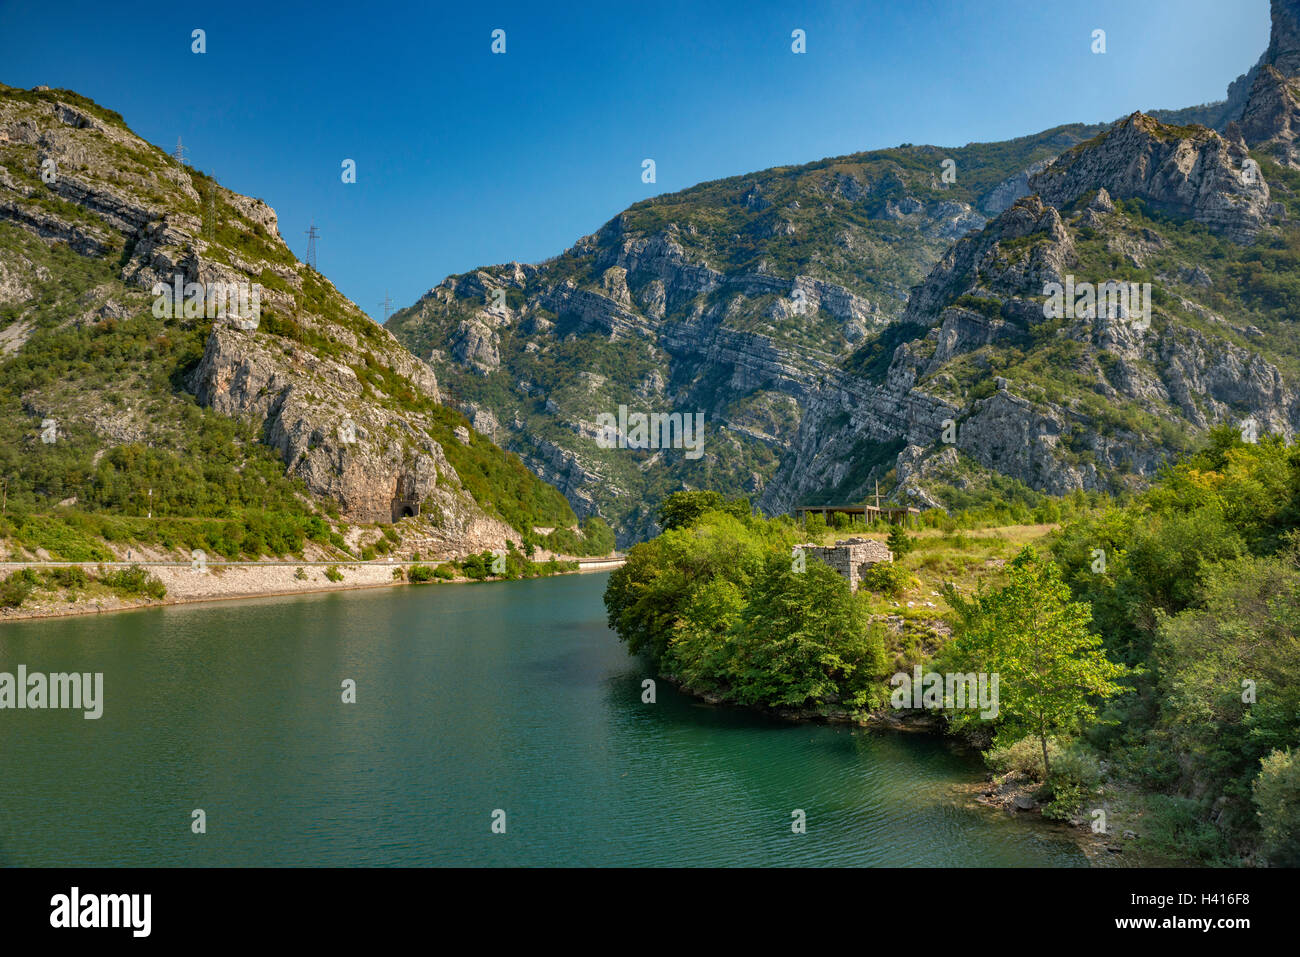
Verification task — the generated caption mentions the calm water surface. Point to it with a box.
[0,573,1087,866]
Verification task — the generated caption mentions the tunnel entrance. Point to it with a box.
[391,499,420,523]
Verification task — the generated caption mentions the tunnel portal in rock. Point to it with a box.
[391,498,420,523]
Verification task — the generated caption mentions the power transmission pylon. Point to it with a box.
[304,220,319,270]
[378,290,394,322]
[173,137,188,165]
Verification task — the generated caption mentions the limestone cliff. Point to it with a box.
[388,125,1105,541]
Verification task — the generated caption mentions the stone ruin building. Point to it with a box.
[795,537,894,592]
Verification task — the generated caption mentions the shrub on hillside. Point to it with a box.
[986,735,1064,782]
[0,569,40,608]
[407,564,436,583]
[100,564,166,599]
[45,565,89,590]
[860,561,910,599]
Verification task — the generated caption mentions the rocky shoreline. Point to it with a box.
[666,672,1178,866]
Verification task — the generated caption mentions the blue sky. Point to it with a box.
[0,0,1271,321]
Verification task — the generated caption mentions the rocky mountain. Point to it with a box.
[386,124,1107,541]
[389,0,1300,543]
[0,83,590,559]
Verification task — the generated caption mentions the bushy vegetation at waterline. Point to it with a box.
[0,563,166,608]
[404,547,578,583]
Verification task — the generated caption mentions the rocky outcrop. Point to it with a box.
[1264,0,1300,79]
[189,324,449,524]
[901,195,1074,325]
[893,445,953,509]
[1029,113,1269,243]
[1239,65,1300,167]
[389,126,1107,540]
[450,316,503,372]
[981,157,1055,215]
[765,105,1300,515]
[1238,2,1300,167]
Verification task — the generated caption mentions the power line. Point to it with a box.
[204,171,217,239]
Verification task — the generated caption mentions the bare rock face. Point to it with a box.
[1241,67,1300,169]
[928,200,987,240]
[893,446,953,509]
[981,157,1055,215]
[1265,0,1300,79]
[1030,113,1269,243]
[449,317,502,372]
[189,325,452,524]
[0,252,41,305]
[790,274,876,325]
[901,195,1074,325]
[1238,2,1300,168]
[956,393,1093,495]
[224,193,280,241]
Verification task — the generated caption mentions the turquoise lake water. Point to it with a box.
[0,572,1087,866]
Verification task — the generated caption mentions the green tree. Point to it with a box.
[1156,552,1300,839]
[1254,748,1300,867]
[605,511,782,664]
[655,490,748,532]
[886,523,913,557]
[669,578,747,692]
[726,554,887,709]
[579,515,616,555]
[943,546,1131,779]
[656,490,726,531]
